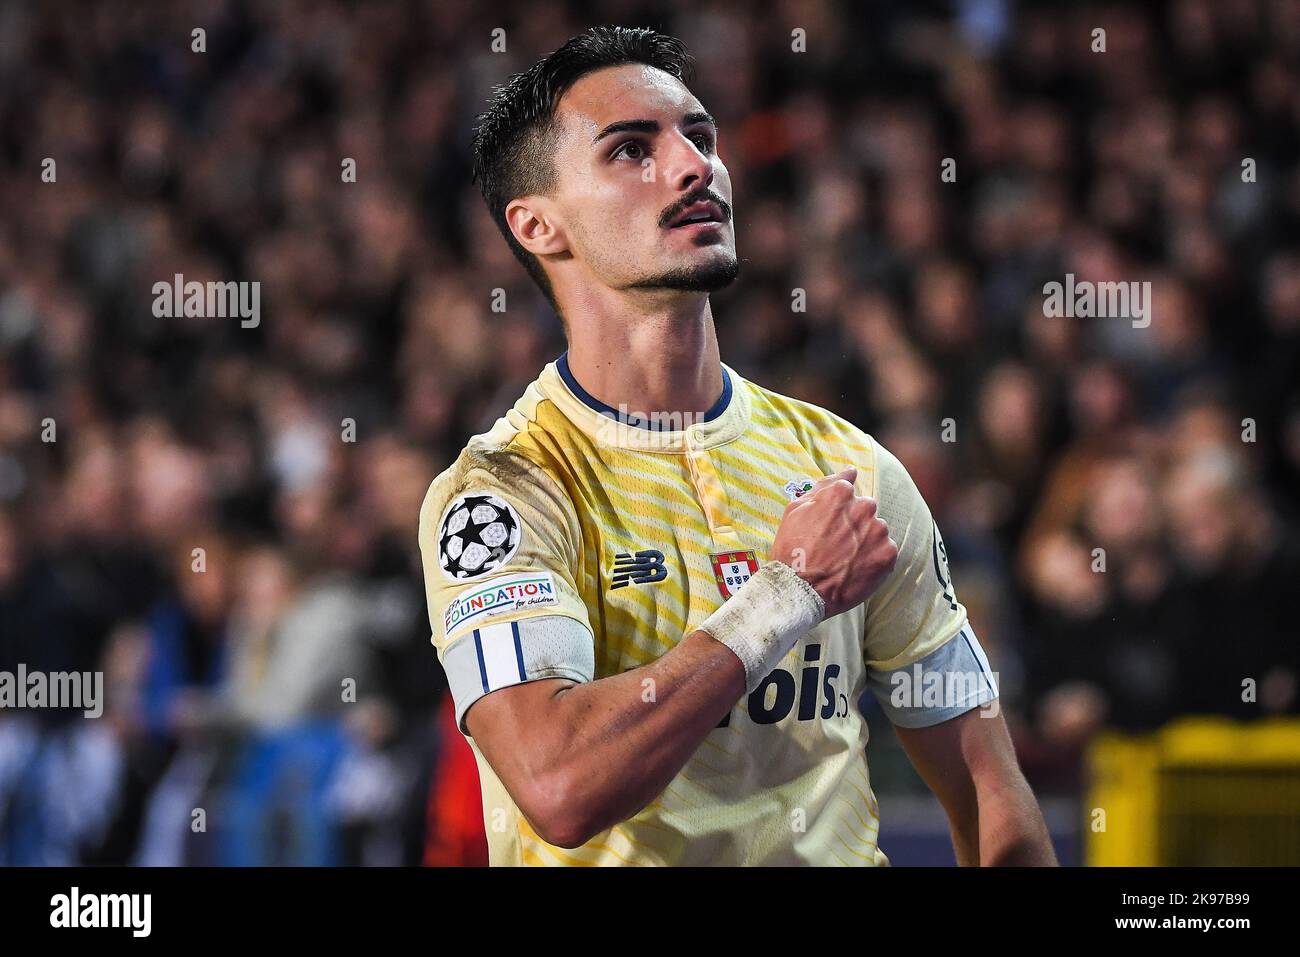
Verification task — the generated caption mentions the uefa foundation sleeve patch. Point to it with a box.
[437,491,524,580]
[444,571,559,640]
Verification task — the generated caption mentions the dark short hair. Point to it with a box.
[470,26,694,311]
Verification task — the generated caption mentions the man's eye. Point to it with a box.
[613,140,645,161]
[691,133,714,153]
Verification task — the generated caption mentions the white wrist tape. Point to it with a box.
[697,560,826,693]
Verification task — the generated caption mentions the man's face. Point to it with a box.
[537,64,737,294]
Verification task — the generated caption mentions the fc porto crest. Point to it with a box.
[782,478,815,500]
[711,550,759,599]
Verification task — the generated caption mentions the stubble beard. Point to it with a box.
[627,250,740,293]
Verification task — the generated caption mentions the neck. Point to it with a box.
[563,292,724,424]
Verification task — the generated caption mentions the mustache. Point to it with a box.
[660,189,732,228]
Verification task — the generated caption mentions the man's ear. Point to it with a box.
[506,197,569,257]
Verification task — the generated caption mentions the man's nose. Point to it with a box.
[665,133,714,194]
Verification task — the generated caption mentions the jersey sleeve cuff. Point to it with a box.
[443,614,595,735]
[866,623,999,728]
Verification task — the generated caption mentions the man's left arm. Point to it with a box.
[859,438,1056,866]
[895,707,1057,866]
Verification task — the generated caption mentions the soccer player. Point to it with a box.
[419,26,1057,866]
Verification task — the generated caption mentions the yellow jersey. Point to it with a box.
[419,353,994,865]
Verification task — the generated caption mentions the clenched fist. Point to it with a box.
[770,467,899,618]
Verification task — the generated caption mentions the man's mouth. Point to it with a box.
[667,200,726,229]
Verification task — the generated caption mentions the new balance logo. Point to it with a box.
[611,549,668,588]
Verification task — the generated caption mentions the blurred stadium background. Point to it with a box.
[1,0,1297,866]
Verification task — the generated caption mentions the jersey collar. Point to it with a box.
[544,351,750,452]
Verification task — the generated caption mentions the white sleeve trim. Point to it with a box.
[443,614,595,735]
[866,623,999,728]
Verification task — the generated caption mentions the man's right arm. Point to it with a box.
[465,629,744,848]
[436,466,896,849]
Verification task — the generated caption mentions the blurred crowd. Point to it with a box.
[1,0,1298,864]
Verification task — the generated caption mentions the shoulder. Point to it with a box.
[737,371,884,483]
[742,374,877,448]
[420,440,573,539]
[418,439,583,586]
[420,371,576,520]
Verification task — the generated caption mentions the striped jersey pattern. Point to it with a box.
[419,354,969,865]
